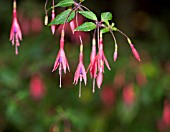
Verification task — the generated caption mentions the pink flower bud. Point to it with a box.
[44,15,48,25]
[113,50,117,62]
[130,43,141,61]
[51,10,56,34]
[70,19,75,34]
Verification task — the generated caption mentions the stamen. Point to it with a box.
[15,45,18,55]
[59,64,62,88]
[79,77,82,98]
[92,78,96,93]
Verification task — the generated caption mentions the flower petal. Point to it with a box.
[103,54,111,70]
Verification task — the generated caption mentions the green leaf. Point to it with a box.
[101,28,109,34]
[49,9,75,25]
[54,0,74,7]
[75,22,96,32]
[78,11,97,21]
[101,12,112,22]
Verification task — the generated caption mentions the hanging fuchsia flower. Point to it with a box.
[73,44,87,97]
[95,34,111,88]
[97,35,111,72]
[52,29,70,87]
[87,38,97,92]
[51,9,56,34]
[10,0,22,55]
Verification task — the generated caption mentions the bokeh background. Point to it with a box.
[0,0,170,132]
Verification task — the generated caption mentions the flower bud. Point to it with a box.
[51,10,56,34]
[70,19,75,34]
[130,43,141,61]
[44,14,48,25]
[113,51,117,62]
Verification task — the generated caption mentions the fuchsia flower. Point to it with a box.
[30,74,45,101]
[51,9,56,34]
[96,35,111,88]
[10,0,22,55]
[73,44,87,97]
[52,29,70,87]
[87,38,97,92]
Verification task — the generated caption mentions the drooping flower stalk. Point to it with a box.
[10,0,22,55]
[52,29,70,88]
[73,44,87,97]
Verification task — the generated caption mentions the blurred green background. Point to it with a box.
[0,0,170,132]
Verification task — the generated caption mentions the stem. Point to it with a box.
[80,5,91,12]
[97,25,100,49]
[109,29,118,48]
[62,7,77,30]
[117,29,129,39]
[75,10,83,45]
[44,0,48,14]
[93,29,96,40]
[52,0,54,6]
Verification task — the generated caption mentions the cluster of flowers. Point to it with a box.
[44,0,141,97]
[9,0,140,97]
